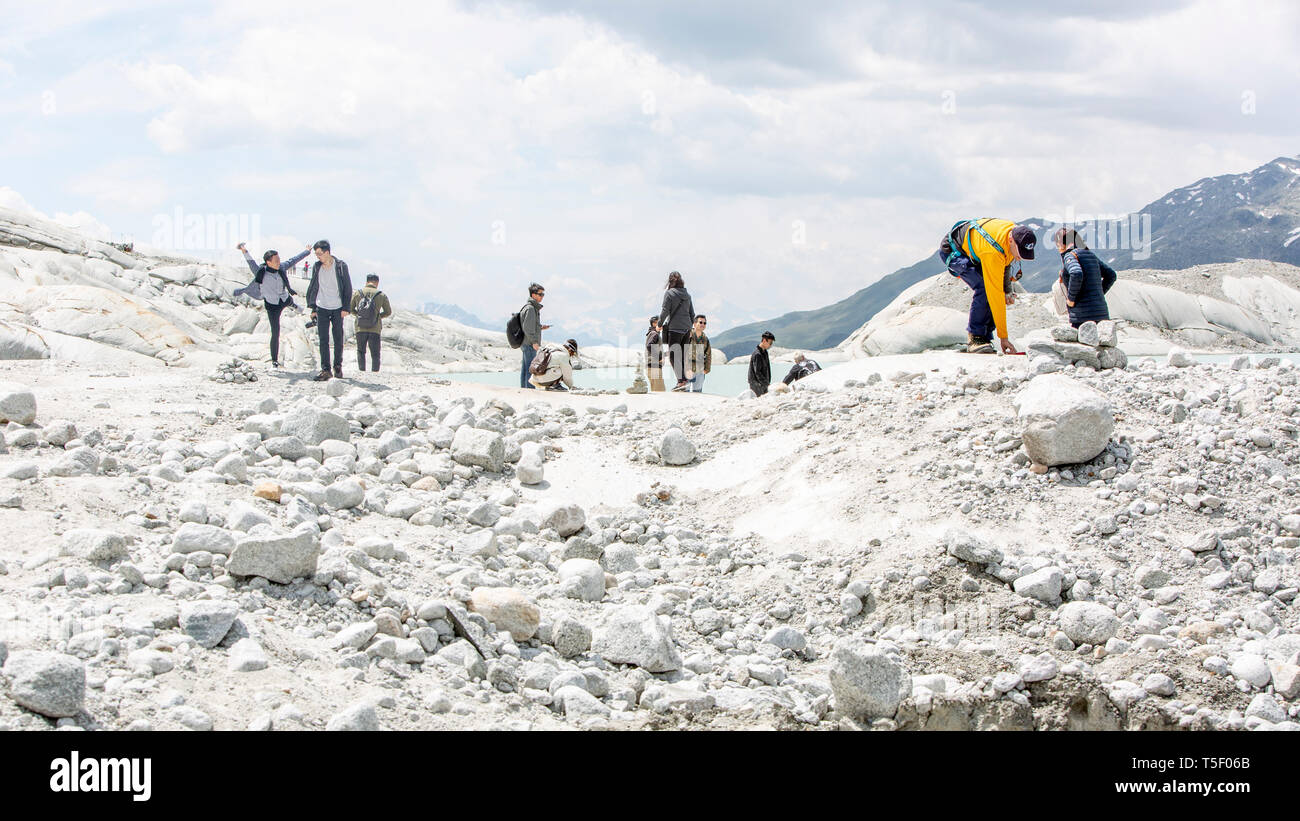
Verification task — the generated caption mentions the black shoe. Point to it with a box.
[671,381,688,392]
[333,366,343,379]
[314,369,331,381]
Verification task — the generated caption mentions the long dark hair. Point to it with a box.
[666,271,684,289]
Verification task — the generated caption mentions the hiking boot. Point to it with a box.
[333,365,343,379]
[966,334,995,354]
[271,360,282,369]
[314,369,331,381]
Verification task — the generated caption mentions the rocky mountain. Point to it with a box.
[418,302,496,332]
[0,207,628,374]
[713,154,1300,358]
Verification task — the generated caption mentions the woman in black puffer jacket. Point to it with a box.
[1055,228,1117,328]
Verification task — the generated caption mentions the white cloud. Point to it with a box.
[7,0,1298,328]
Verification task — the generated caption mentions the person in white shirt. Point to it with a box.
[528,339,578,390]
[306,239,353,381]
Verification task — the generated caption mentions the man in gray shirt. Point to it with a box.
[307,239,353,381]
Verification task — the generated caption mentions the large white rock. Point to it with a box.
[516,441,545,485]
[61,529,128,562]
[592,605,682,672]
[557,558,605,602]
[468,587,540,641]
[280,405,349,445]
[658,427,697,465]
[3,650,85,717]
[451,426,504,472]
[227,531,319,583]
[0,381,37,425]
[172,523,236,555]
[325,479,364,510]
[1014,374,1114,467]
[828,638,909,721]
[540,501,585,537]
[179,600,240,648]
[1057,601,1119,646]
[1013,566,1064,603]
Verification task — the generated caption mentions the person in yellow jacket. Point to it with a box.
[944,218,1036,354]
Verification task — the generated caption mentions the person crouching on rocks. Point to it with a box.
[529,338,579,391]
[236,242,311,369]
[782,352,821,386]
[942,218,1034,354]
[1055,227,1117,329]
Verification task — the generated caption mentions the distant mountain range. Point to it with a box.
[417,302,495,332]
[713,154,1300,358]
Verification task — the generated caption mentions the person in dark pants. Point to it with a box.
[1055,227,1117,328]
[657,271,695,391]
[237,241,310,368]
[350,273,392,372]
[942,218,1033,354]
[748,331,774,396]
[306,239,353,381]
[519,283,549,388]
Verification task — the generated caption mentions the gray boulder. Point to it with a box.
[540,501,586,537]
[172,523,236,555]
[227,531,319,584]
[828,639,909,721]
[326,701,380,731]
[0,381,37,425]
[658,427,697,466]
[3,650,85,717]
[1058,601,1119,646]
[1015,374,1114,466]
[592,605,682,672]
[62,529,128,562]
[280,405,349,445]
[179,600,240,648]
[451,426,504,473]
[516,441,545,485]
[558,558,605,602]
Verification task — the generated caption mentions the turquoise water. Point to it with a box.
[443,363,757,396]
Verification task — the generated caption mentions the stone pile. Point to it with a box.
[209,358,260,384]
[1029,320,1127,373]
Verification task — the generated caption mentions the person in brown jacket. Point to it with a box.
[682,314,711,393]
[349,273,393,372]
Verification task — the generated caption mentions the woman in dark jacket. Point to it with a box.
[1055,228,1117,328]
[658,271,695,391]
[237,242,311,367]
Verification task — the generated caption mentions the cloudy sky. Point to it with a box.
[1,0,1297,340]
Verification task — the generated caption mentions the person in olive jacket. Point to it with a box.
[349,273,392,373]
[748,331,774,397]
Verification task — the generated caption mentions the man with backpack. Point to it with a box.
[529,338,579,391]
[350,273,392,372]
[510,283,550,389]
[939,218,1034,354]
